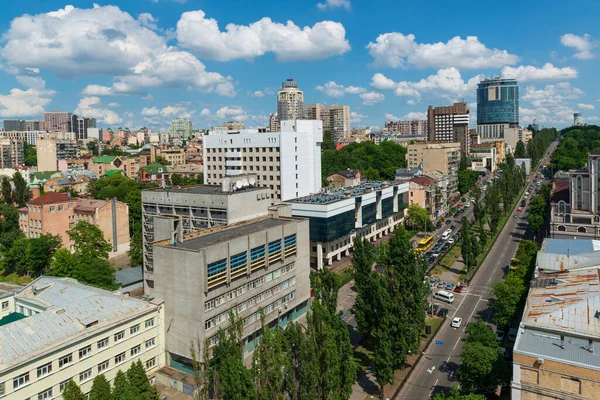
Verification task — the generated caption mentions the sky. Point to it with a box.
[0,0,598,132]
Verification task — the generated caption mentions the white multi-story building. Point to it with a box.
[0,276,164,400]
[0,131,44,146]
[171,118,192,139]
[428,103,470,153]
[277,79,304,121]
[203,120,323,201]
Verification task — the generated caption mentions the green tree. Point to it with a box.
[127,359,153,400]
[253,314,287,400]
[47,248,78,277]
[1,176,12,204]
[321,131,336,151]
[433,386,486,400]
[460,220,472,268]
[514,140,527,158]
[490,274,525,327]
[0,204,23,250]
[372,324,394,398]
[464,320,498,348]
[75,257,117,289]
[405,203,433,232]
[62,380,86,400]
[471,185,484,224]
[478,223,488,253]
[89,374,112,400]
[1,237,30,275]
[112,370,136,400]
[69,220,112,261]
[27,234,62,276]
[527,213,544,233]
[458,341,506,394]
[191,337,210,400]
[351,237,377,338]
[282,322,319,400]
[12,171,30,207]
[24,142,37,166]
[86,141,99,156]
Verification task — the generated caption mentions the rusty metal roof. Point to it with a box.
[537,239,600,272]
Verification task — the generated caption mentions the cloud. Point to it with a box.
[350,111,366,123]
[75,97,122,125]
[201,106,248,122]
[0,77,55,118]
[3,5,235,96]
[403,112,426,120]
[317,0,351,10]
[107,102,120,108]
[366,33,518,69]
[500,63,577,82]
[250,87,275,98]
[315,81,366,97]
[141,104,194,125]
[519,82,585,125]
[360,92,385,105]
[561,33,597,60]
[176,10,350,62]
[385,113,400,121]
[578,103,595,110]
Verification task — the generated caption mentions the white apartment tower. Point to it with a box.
[203,120,323,201]
[277,79,304,122]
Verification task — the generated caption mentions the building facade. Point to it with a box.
[408,176,438,218]
[289,181,408,269]
[477,77,519,127]
[89,156,143,179]
[406,142,461,198]
[385,119,428,136]
[3,120,24,132]
[0,139,24,169]
[0,130,43,146]
[44,112,75,133]
[37,139,79,172]
[171,118,193,139]
[427,102,470,153]
[152,208,311,364]
[302,104,351,142]
[326,169,364,189]
[75,117,96,140]
[203,120,323,201]
[469,143,497,172]
[0,276,164,400]
[269,113,279,132]
[277,79,304,121]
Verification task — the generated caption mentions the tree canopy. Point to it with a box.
[550,125,598,171]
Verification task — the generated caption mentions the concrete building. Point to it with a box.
[151,146,186,166]
[75,117,96,140]
[515,158,532,175]
[289,181,408,269]
[408,176,438,218]
[18,193,130,256]
[406,142,461,198]
[269,113,279,132]
[302,103,351,142]
[512,238,600,400]
[574,112,583,126]
[519,127,533,145]
[0,139,24,169]
[171,118,193,139]
[141,184,272,292]
[469,143,498,172]
[24,120,45,132]
[326,169,364,189]
[89,156,143,180]
[203,120,323,202]
[427,102,470,153]
[224,121,245,130]
[0,130,43,146]
[37,138,79,172]
[44,112,75,133]
[3,120,24,131]
[277,79,304,121]
[152,205,310,363]
[0,276,163,400]
[385,119,428,136]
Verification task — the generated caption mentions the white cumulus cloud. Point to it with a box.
[578,103,595,110]
[520,82,586,125]
[317,0,351,10]
[0,77,55,118]
[501,63,578,82]
[360,92,385,105]
[350,111,366,123]
[384,113,400,121]
[75,97,122,125]
[403,112,426,120]
[315,81,366,97]
[176,10,350,62]
[366,33,518,69]
[201,106,248,122]
[561,33,597,60]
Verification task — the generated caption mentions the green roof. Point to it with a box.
[102,169,123,177]
[33,171,58,180]
[92,156,116,164]
[0,312,26,327]
[141,163,167,175]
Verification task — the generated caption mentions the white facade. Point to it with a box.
[0,131,43,146]
[203,120,323,201]
[171,118,192,139]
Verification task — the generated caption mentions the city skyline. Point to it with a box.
[0,1,597,131]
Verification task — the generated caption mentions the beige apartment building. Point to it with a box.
[406,142,461,197]
[0,276,164,400]
[0,138,24,169]
[37,138,79,172]
[302,103,350,142]
[427,102,470,153]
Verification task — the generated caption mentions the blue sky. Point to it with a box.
[0,0,598,131]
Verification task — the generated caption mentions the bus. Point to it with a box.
[415,236,434,254]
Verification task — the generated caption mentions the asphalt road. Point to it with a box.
[397,140,559,399]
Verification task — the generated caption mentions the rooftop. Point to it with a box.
[289,180,404,204]
[91,155,116,164]
[143,184,265,196]
[28,192,75,205]
[75,198,110,212]
[551,178,570,204]
[115,266,143,287]
[536,238,600,272]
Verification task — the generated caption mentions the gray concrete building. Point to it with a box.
[141,183,272,292]
[152,205,310,367]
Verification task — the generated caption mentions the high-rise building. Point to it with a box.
[574,113,583,126]
[269,113,279,132]
[44,112,75,132]
[385,119,429,136]
[171,118,193,139]
[75,117,96,140]
[477,77,519,127]
[277,79,304,122]
[203,120,323,201]
[3,120,24,131]
[406,142,461,197]
[427,102,470,153]
[0,138,24,168]
[302,104,350,142]
[37,138,79,171]
[24,120,45,132]
[0,131,42,146]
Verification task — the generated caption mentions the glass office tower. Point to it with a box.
[477,78,519,127]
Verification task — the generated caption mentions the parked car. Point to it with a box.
[427,257,435,264]
[432,252,440,258]
[508,328,518,342]
[445,219,452,225]
[513,214,518,218]
[451,317,463,328]
[454,285,464,293]
[428,304,440,316]
[429,277,437,285]
[337,311,346,320]
[448,238,455,244]
[438,308,448,318]
[445,283,454,291]
[437,281,446,288]
[496,329,505,341]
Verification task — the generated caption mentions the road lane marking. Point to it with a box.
[453,337,461,351]
[429,378,440,397]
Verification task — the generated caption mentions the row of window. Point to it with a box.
[206,147,277,153]
[243,291,296,327]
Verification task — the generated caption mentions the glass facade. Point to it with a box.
[476,78,519,126]
[362,203,377,226]
[307,209,355,242]
[381,197,394,219]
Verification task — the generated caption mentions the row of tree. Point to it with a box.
[62,360,160,400]
[352,226,428,397]
[527,184,551,233]
[459,219,483,270]
[1,171,31,207]
[192,269,357,400]
[551,125,598,171]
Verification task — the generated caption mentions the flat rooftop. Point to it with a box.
[289,181,404,205]
[157,218,293,251]
[142,185,265,196]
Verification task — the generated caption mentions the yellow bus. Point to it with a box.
[415,236,434,254]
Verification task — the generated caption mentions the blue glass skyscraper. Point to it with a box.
[476,78,519,127]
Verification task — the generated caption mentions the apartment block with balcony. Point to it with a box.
[37,138,79,172]
[0,138,24,168]
[406,142,461,199]
[0,276,164,400]
[427,102,470,153]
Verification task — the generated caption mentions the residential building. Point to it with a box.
[574,113,583,126]
[515,158,532,175]
[171,118,193,139]
[3,120,24,131]
[0,139,24,168]
[18,193,130,255]
[152,146,186,166]
[385,119,428,136]
[512,238,600,400]
[36,138,79,172]
[0,276,163,400]
[427,102,470,153]
[289,181,408,269]
[269,113,279,132]
[75,117,96,140]
[24,120,45,132]
[141,183,272,292]
[302,103,351,142]
[152,204,310,365]
[406,142,461,198]
[408,176,438,218]
[44,112,75,132]
[395,168,423,181]
[89,156,143,180]
[203,120,323,202]
[102,129,113,143]
[43,175,92,194]
[277,79,304,121]
[518,127,533,145]
[224,121,245,130]
[469,143,497,172]
[0,130,43,146]
[326,169,364,189]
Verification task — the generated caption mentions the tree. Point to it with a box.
[433,386,486,400]
[47,248,78,277]
[478,223,488,253]
[282,322,319,400]
[321,131,336,151]
[514,140,527,158]
[27,234,62,276]
[74,257,117,290]
[69,220,112,261]
[471,185,484,224]
[112,370,136,400]
[372,324,394,399]
[253,314,287,400]
[460,221,472,268]
[527,213,544,233]
[1,237,29,275]
[1,176,12,204]
[24,143,37,166]
[490,274,525,327]
[87,141,99,156]
[0,204,23,250]
[351,237,377,338]
[464,320,498,348]
[127,359,153,400]
[90,374,112,400]
[12,171,30,207]
[62,380,86,400]
[191,338,210,400]
[405,203,433,232]
[458,341,506,394]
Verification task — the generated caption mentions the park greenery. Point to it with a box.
[352,226,428,396]
[191,268,357,400]
[405,203,434,232]
[551,125,599,171]
[433,387,485,400]
[527,184,551,233]
[527,127,559,167]
[62,360,160,400]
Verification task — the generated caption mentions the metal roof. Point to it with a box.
[536,239,600,272]
[289,181,404,205]
[115,267,143,287]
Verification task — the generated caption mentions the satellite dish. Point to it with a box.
[235,180,243,189]
[248,177,256,186]
[241,178,249,187]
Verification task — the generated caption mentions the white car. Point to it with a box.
[448,238,455,244]
[451,317,462,328]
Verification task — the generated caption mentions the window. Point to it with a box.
[58,205,63,211]
[79,368,92,383]
[59,380,71,393]
[131,345,141,357]
[97,337,109,350]
[98,360,109,373]
[146,357,157,370]
[37,362,52,378]
[68,203,73,210]
[145,337,156,349]
[114,352,126,365]
[59,353,72,368]
[79,345,91,359]
[38,388,53,400]
[145,318,155,329]
[13,372,29,389]
[49,206,55,213]
[130,324,140,335]
[1,301,7,310]
[114,330,125,343]
[0,382,4,396]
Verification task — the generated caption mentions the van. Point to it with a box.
[442,230,451,240]
[433,290,454,303]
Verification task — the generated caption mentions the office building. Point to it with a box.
[469,143,497,172]
[574,113,583,126]
[152,205,310,363]
[141,183,272,291]
[3,120,24,132]
[289,181,408,269]
[385,119,428,136]
[0,138,24,168]
[44,112,75,132]
[1,130,43,146]
[427,102,470,153]
[75,117,96,140]
[171,118,193,139]
[269,113,279,132]
[302,103,351,142]
[277,79,304,121]
[512,238,600,400]
[203,120,323,201]
[37,138,79,172]
[0,276,163,400]
[476,77,520,149]
[406,142,461,197]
